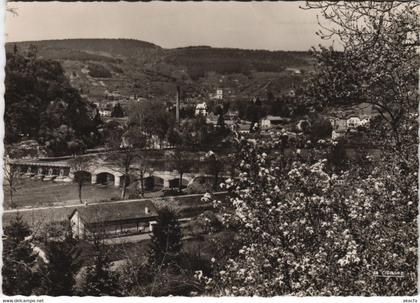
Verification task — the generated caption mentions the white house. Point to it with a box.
[195,102,208,116]
[238,122,251,134]
[215,89,223,100]
[261,115,284,129]
[330,118,348,139]
[330,118,347,131]
[347,117,361,128]
[330,115,371,139]
[99,109,112,117]
[210,89,223,100]
[359,116,371,127]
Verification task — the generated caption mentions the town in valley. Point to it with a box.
[2,1,418,298]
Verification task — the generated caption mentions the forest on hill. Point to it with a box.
[6,39,313,101]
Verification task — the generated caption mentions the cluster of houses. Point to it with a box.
[261,115,291,129]
[330,115,372,140]
[93,93,148,117]
[195,102,208,116]
[209,88,224,100]
[94,88,225,119]
[94,86,375,143]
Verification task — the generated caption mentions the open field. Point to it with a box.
[3,179,121,209]
[3,178,170,210]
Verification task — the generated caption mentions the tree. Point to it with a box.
[195,3,418,296]
[105,124,148,199]
[3,157,21,209]
[5,51,102,155]
[2,214,39,295]
[214,102,230,128]
[134,156,153,198]
[172,149,193,193]
[303,1,419,145]
[326,139,348,171]
[88,63,112,78]
[111,102,124,118]
[166,127,183,148]
[128,101,175,148]
[308,114,333,141]
[201,128,417,295]
[246,98,263,132]
[186,117,210,150]
[81,236,122,296]
[41,230,83,296]
[148,207,183,267]
[205,151,224,191]
[69,155,92,203]
[103,120,125,149]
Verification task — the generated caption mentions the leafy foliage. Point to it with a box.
[5,50,102,155]
[303,2,419,144]
[2,214,39,295]
[111,102,125,117]
[171,150,194,192]
[128,100,175,147]
[205,151,224,191]
[308,114,333,141]
[70,155,92,203]
[201,122,417,295]
[149,207,183,267]
[88,62,112,78]
[81,237,122,296]
[41,232,83,296]
[166,47,309,79]
[3,160,22,209]
[103,120,149,198]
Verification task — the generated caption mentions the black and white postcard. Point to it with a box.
[2,1,418,301]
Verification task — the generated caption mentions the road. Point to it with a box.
[4,191,227,214]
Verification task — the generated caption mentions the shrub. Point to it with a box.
[309,114,332,140]
[186,177,213,194]
[88,63,112,78]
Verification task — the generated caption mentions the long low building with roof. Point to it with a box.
[69,200,158,239]
[3,192,228,241]
[3,199,158,240]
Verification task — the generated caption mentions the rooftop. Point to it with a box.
[264,115,286,121]
[72,200,158,224]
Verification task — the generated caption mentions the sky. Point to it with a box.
[5,1,331,51]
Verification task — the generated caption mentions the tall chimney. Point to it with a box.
[176,86,181,126]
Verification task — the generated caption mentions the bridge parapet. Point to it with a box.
[11,160,71,182]
[10,159,203,189]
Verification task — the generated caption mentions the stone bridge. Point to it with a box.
[9,159,204,190]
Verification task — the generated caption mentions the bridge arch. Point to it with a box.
[95,172,115,186]
[143,171,196,190]
[172,177,191,189]
[143,175,164,191]
[91,167,124,187]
